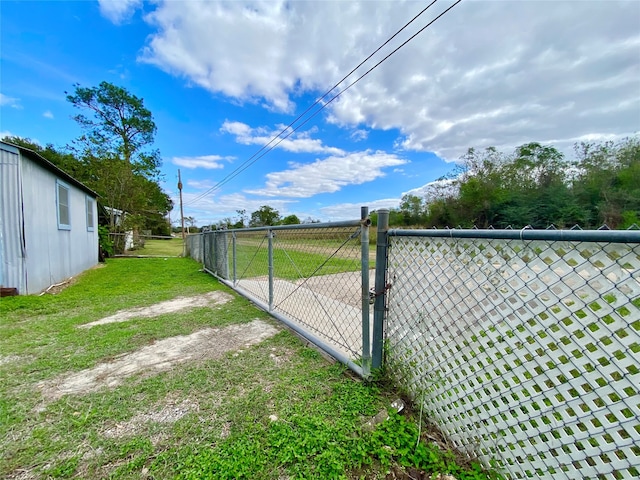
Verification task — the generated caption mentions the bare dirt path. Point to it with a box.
[40,319,279,401]
[78,291,233,328]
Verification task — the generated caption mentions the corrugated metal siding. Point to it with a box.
[20,158,98,294]
[0,144,26,293]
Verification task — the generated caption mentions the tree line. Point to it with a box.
[375,138,639,229]
[202,206,319,231]
[7,81,636,241]
[3,82,173,252]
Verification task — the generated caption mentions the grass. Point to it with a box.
[235,243,361,280]
[126,237,185,256]
[0,257,502,479]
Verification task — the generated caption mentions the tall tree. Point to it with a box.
[455,146,507,227]
[66,82,171,238]
[399,194,425,225]
[66,81,160,178]
[573,137,640,228]
[184,216,197,233]
[281,214,301,225]
[234,209,248,228]
[250,206,281,227]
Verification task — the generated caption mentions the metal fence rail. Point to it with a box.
[382,221,640,479]
[189,210,374,377]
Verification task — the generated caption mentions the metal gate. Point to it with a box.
[197,208,376,377]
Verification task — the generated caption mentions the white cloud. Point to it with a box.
[246,150,406,198]
[138,0,639,159]
[0,130,43,145]
[187,179,216,190]
[328,1,640,160]
[171,155,233,169]
[320,198,401,221]
[43,110,54,119]
[0,93,22,109]
[350,129,369,142]
[220,120,344,155]
[98,0,143,24]
[178,191,295,225]
[403,178,458,202]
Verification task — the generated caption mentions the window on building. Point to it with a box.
[56,180,71,230]
[86,196,95,231]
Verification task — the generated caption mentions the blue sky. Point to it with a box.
[1,1,638,226]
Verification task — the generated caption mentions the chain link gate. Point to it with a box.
[198,209,374,377]
[376,211,640,480]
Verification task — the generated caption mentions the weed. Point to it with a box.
[46,456,79,478]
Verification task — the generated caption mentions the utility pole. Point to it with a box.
[178,169,186,246]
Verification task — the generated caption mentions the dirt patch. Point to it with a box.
[0,355,23,366]
[78,291,233,328]
[40,319,279,400]
[4,469,36,480]
[295,270,374,308]
[268,347,293,367]
[103,397,200,439]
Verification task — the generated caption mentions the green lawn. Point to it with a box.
[0,257,500,480]
[126,237,185,256]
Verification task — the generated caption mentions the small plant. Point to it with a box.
[364,410,504,480]
[98,225,114,258]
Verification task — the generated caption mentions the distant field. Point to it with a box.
[127,237,185,256]
[234,243,361,280]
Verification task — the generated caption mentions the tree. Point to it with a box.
[184,216,197,233]
[233,209,248,228]
[281,214,301,225]
[419,138,640,229]
[1,136,83,177]
[65,82,172,241]
[454,146,507,227]
[250,206,281,226]
[572,137,640,228]
[135,175,173,235]
[399,194,425,225]
[66,81,161,178]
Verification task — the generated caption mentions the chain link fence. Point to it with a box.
[186,234,203,263]
[383,227,640,479]
[187,213,373,376]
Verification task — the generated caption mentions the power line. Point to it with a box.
[184,1,439,207]
[185,0,462,206]
[208,0,464,195]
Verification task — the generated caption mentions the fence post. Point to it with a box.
[360,206,372,377]
[214,231,219,276]
[232,231,237,287]
[372,209,389,370]
[215,231,230,279]
[202,233,206,269]
[268,228,274,312]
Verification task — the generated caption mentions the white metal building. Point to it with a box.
[0,141,99,294]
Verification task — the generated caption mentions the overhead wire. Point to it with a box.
[185,0,462,206]
[207,0,464,194]
[183,1,439,207]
